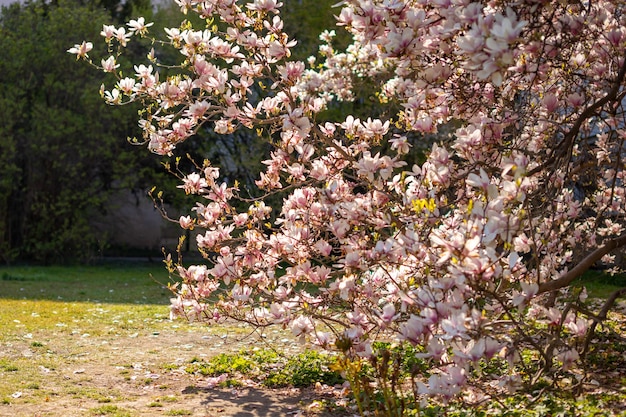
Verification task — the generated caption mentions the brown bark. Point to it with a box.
[538,233,626,294]
[581,287,626,357]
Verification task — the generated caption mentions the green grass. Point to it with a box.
[575,269,626,298]
[165,410,192,416]
[0,263,178,339]
[89,404,133,416]
[183,347,344,388]
[0,262,191,403]
[0,262,171,304]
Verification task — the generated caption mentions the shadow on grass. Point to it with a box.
[0,259,172,305]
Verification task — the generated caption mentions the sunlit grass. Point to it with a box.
[0,262,191,403]
[0,296,183,401]
[0,262,262,408]
[88,404,133,416]
[1,263,625,415]
[0,262,172,304]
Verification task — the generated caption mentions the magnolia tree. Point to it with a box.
[71,0,626,404]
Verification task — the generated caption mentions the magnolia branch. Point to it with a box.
[528,48,626,177]
[538,233,626,294]
[581,286,626,356]
[555,49,626,164]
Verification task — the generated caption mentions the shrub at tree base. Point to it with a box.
[183,348,343,389]
[70,0,626,412]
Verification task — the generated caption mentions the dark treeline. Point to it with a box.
[0,0,343,264]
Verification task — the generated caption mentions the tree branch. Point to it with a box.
[581,286,626,357]
[554,50,626,165]
[538,233,626,294]
[527,48,626,177]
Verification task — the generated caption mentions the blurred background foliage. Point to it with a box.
[0,0,344,264]
[0,0,160,264]
[0,0,435,264]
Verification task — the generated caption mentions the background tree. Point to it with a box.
[0,0,347,264]
[0,0,164,263]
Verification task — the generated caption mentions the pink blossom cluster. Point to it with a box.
[71,0,626,401]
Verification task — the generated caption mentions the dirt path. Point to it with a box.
[0,324,346,417]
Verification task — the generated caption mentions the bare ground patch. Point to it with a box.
[0,305,345,417]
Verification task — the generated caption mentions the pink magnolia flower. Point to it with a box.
[178,173,208,194]
[67,41,93,59]
[117,78,136,94]
[542,93,559,113]
[378,303,399,327]
[557,349,579,371]
[114,27,131,46]
[441,313,469,340]
[389,135,411,154]
[127,17,154,36]
[179,215,194,229]
[291,315,314,341]
[362,118,390,139]
[491,13,526,43]
[247,0,283,12]
[466,169,490,190]
[565,317,590,338]
[400,315,425,344]
[100,24,116,40]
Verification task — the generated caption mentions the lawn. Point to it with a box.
[0,262,625,416]
[0,261,172,304]
[0,261,319,417]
